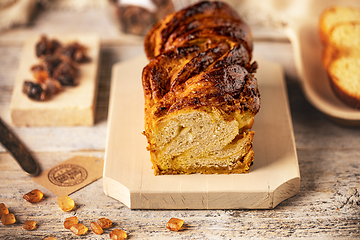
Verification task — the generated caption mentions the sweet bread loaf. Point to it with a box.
[142,1,260,175]
[319,6,360,109]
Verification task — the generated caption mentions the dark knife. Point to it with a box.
[0,118,40,176]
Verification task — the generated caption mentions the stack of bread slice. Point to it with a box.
[319,6,360,109]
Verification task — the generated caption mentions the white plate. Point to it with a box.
[284,1,360,125]
[103,54,300,209]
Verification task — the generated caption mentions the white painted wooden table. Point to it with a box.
[0,6,359,240]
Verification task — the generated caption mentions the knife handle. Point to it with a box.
[0,118,39,176]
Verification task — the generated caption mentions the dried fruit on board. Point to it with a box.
[35,35,62,58]
[52,61,77,86]
[23,35,91,101]
[58,42,91,63]
[22,81,46,101]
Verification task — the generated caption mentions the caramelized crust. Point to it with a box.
[142,1,260,175]
[143,43,259,117]
[144,1,252,60]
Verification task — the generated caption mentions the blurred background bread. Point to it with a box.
[319,6,360,109]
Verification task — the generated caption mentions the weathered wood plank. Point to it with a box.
[0,149,359,239]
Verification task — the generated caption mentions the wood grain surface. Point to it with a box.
[0,7,359,240]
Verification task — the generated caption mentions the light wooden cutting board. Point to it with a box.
[103,54,300,209]
[10,34,100,126]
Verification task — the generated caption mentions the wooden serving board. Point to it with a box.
[10,34,100,126]
[103,54,300,209]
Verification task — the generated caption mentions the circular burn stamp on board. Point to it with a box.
[48,164,88,187]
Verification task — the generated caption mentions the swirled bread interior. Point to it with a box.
[142,1,260,175]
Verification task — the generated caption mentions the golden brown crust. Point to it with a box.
[142,43,259,120]
[318,6,337,44]
[327,71,360,109]
[144,1,252,60]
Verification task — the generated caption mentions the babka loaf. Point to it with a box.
[142,1,260,175]
[319,6,360,109]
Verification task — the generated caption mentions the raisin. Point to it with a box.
[22,81,46,101]
[44,78,62,95]
[52,62,77,86]
[43,55,62,76]
[35,36,62,57]
[30,64,48,83]
[35,36,48,57]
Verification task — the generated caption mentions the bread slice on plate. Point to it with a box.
[319,5,360,109]
[321,21,360,68]
[319,5,360,44]
[324,22,360,109]
[327,57,360,109]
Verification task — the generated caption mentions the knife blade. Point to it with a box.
[0,118,40,176]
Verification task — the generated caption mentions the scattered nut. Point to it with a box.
[109,229,127,240]
[64,216,78,229]
[166,218,184,231]
[23,220,37,230]
[1,213,16,225]
[70,223,88,236]
[23,189,44,203]
[97,217,112,229]
[90,221,103,235]
[57,195,75,212]
[0,203,9,217]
